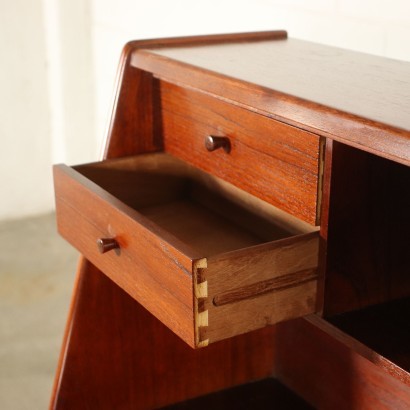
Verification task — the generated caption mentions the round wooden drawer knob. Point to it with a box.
[97,237,119,254]
[205,135,231,153]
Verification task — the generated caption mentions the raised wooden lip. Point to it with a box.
[127,34,410,167]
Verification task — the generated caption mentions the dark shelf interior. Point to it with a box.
[329,297,410,372]
[324,142,410,316]
[161,378,312,410]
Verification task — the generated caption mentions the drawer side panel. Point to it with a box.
[201,232,320,343]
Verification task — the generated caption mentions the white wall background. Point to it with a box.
[1,0,410,221]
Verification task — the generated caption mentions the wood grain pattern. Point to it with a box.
[324,142,410,315]
[54,165,197,346]
[273,316,410,409]
[105,31,287,159]
[51,259,278,409]
[126,30,288,51]
[315,138,333,315]
[200,232,319,343]
[75,153,314,240]
[54,152,319,347]
[329,297,410,375]
[133,38,410,166]
[139,200,263,256]
[104,55,161,159]
[149,39,410,132]
[157,80,320,225]
[51,31,410,408]
[213,268,318,307]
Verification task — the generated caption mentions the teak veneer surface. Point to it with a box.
[273,316,410,409]
[147,39,410,132]
[329,297,410,374]
[325,142,410,315]
[105,31,287,159]
[54,153,319,347]
[51,31,410,409]
[157,80,321,225]
[132,36,410,165]
[52,260,278,409]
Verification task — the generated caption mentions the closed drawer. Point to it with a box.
[157,81,322,225]
[54,153,319,348]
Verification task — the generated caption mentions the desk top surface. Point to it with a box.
[130,32,410,165]
[149,38,410,133]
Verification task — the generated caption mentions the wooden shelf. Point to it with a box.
[329,297,410,374]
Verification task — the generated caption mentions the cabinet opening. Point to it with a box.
[324,142,410,376]
[74,152,316,256]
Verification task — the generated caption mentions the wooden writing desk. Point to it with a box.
[51,31,410,408]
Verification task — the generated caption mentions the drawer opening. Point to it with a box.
[75,152,316,257]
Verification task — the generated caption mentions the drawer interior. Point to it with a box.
[75,153,315,257]
[61,152,320,346]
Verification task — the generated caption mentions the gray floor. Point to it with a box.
[0,213,78,409]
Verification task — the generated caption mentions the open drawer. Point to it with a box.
[53,153,320,348]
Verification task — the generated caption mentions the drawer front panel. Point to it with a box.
[54,164,197,346]
[158,81,321,225]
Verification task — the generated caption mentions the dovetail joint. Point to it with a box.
[194,258,209,347]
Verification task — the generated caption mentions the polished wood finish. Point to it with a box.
[52,259,277,409]
[329,297,410,375]
[202,232,319,343]
[54,160,197,345]
[158,80,321,225]
[273,316,410,409]
[54,152,319,347]
[315,138,333,315]
[51,31,410,408]
[135,38,410,166]
[104,55,160,159]
[212,268,318,307]
[105,30,287,159]
[324,142,410,315]
[147,39,410,132]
